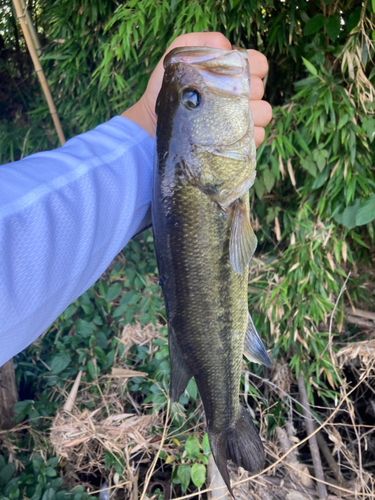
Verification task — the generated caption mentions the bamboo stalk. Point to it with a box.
[207,454,228,500]
[20,0,42,56]
[297,371,327,499]
[12,0,66,146]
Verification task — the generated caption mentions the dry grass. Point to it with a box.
[49,323,174,496]
[3,317,375,499]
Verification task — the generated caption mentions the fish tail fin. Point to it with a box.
[208,406,265,497]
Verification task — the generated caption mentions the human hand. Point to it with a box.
[122,32,272,147]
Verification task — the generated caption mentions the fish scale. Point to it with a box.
[155,171,251,434]
[152,46,269,495]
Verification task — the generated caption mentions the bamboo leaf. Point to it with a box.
[302,57,318,76]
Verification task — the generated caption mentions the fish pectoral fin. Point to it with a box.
[229,199,257,274]
[168,330,193,402]
[244,313,273,368]
[209,406,265,497]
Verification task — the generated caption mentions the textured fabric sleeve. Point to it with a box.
[0,116,154,367]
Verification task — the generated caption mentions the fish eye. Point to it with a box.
[181,88,201,110]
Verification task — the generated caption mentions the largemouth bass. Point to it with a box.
[152,46,272,494]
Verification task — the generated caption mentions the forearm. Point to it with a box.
[0,116,154,366]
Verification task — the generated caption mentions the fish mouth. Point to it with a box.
[163,46,250,97]
[164,46,248,71]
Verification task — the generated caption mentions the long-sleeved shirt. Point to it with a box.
[0,116,154,367]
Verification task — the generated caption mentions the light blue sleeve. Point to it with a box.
[0,116,154,367]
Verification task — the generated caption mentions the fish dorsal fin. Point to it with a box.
[229,199,257,274]
[168,330,193,402]
[244,313,272,368]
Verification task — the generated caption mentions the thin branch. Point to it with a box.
[171,362,375,500]
[139,398,170,500]
[12,0,66,146]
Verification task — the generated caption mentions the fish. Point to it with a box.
[152,46,272,495]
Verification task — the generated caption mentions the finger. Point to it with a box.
[169,32,231,52]
[254,127,265,148]
[249,75,264,101]
[247,49,268,79]
[250,100,273,128]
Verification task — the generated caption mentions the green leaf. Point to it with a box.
[326,15,340,41]
[301,158,317,177]
[186,378,198,400]
[294,132,311,155]
[9,486,20,500]
[356,195,375,226]
[87,359,98,379]
[202,433,210,454]
[311,168,329,190]
[103,350,116,370]
[62,304,78,320]
[105,283,122,302]
[346,7,361,32]
[50,353,71,374]
[341,199,360,229]
[263,168,275,192]
[42,488,56,500]
[47,458,59,468]
[4,478,20,498]
[362,117,375,142]
[254,178,265,199]
[95,331,108,349]
[301,57,317,76]
[75,319,95,338]
[177,464,191,492]
[191,463,206,488]
[45,467,57,477]
[14,400,34,421]
[185,435,200,460]
[0,463,16,485]
[303,14,325,36]
[93,346,107,365]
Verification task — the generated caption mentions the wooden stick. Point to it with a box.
[346,315,375,328]
[207,454,228,500]
[345,307,375,322]
[297,371,328,499]
[0,359,18,430]
[316,432,343,484]
[12,0,66,146]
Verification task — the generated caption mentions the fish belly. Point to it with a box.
[153,178,248,432]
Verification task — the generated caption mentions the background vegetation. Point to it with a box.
[0,0,374,498]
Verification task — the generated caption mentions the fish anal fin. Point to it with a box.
[244,313,273,368]
[209,407,265,498]
[168,331,193,402]
[229,199,257,274]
